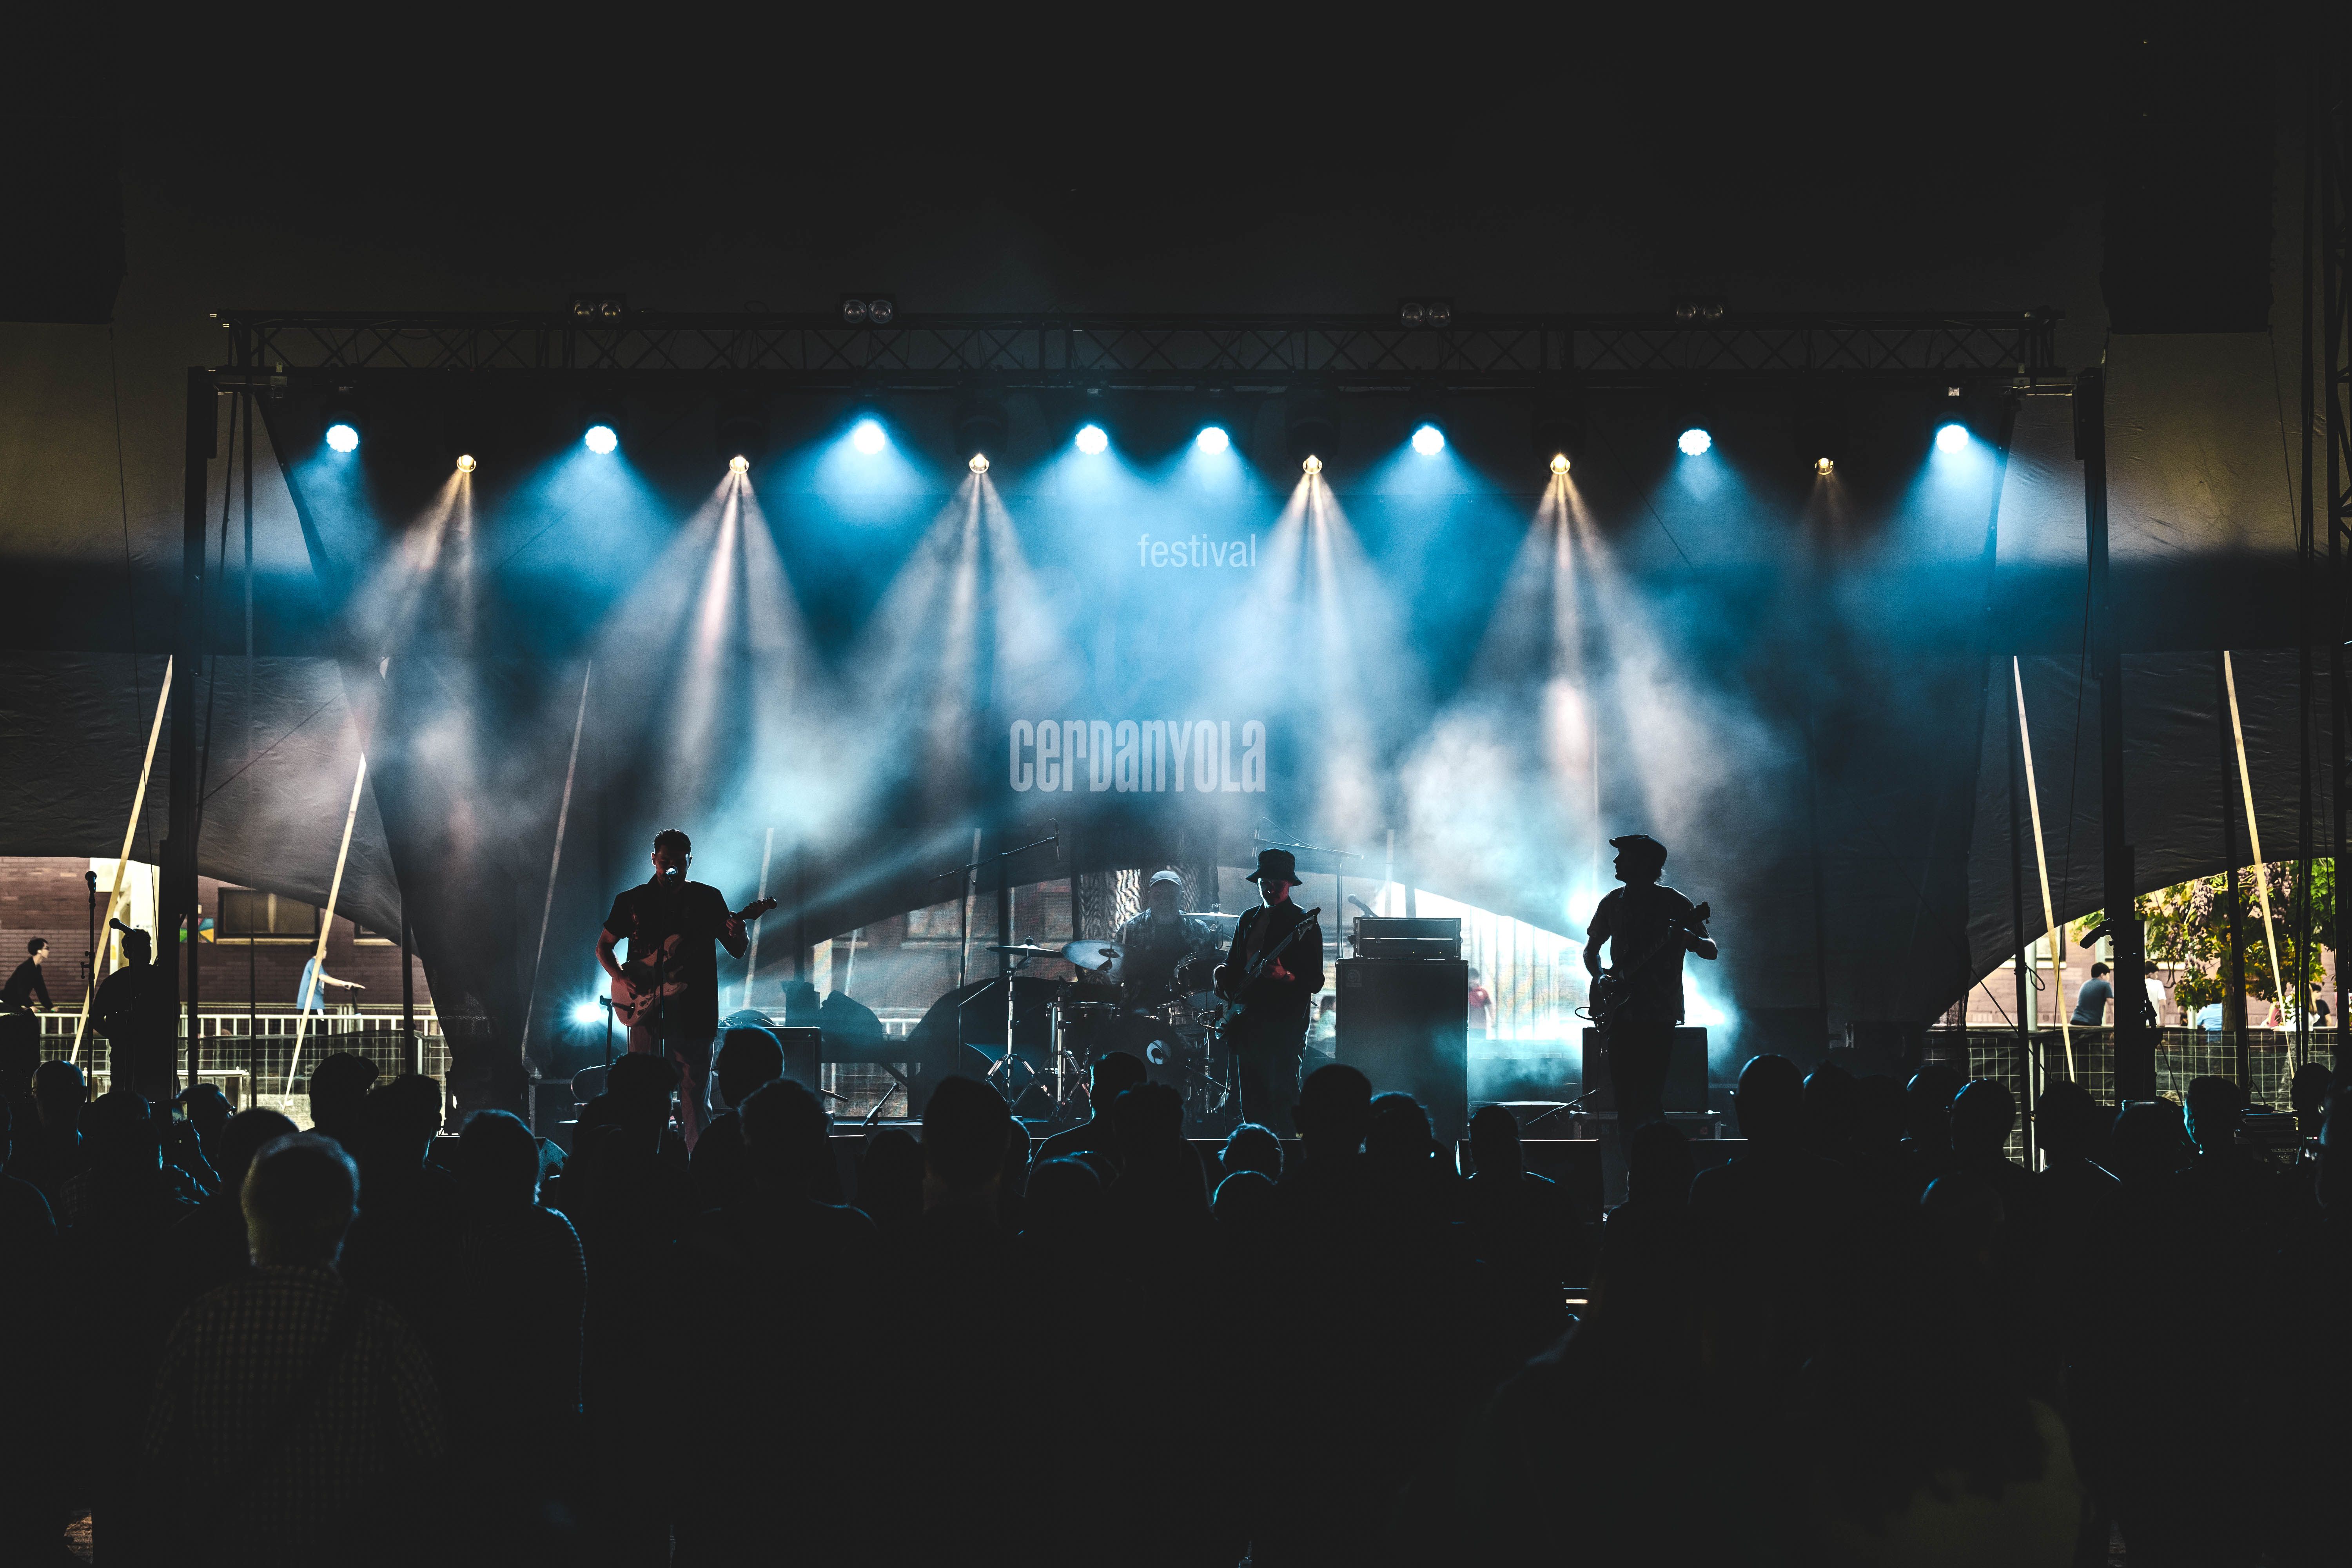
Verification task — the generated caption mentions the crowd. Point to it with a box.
[3,1034,2349,1566]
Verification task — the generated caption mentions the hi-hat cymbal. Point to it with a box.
[1063,939,1121,969]
[986,944,1065,958]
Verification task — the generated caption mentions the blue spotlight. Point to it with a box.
[324,422,359,454]
[851,418,887,455]
[1195,425,1230,454]
[1936,421,1969,453]
[570,997,605,1027]
[1677,426,1713,456]
[1411,423,1446,456]
[584,423,619,456]
[1075,423,1109,455]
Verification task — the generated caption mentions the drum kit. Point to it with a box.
[974,927,1238,1127]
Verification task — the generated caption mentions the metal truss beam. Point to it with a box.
[217,308,2061,387]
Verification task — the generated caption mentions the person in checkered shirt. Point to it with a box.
[136,1133,445,1564]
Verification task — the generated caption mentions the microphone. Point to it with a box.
[1347,896,1376,919]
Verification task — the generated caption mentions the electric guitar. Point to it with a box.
[610,897,778,1028]
[1214,907,1323,1030]
[1586,900,1710,1026]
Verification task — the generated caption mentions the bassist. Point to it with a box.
[596,828,750,1149]
[1213,848,1325,1132]
[1583,834,1717,1133]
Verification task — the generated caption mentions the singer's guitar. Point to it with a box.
[1214,907,1323,1031]
[1586,900,1710,1026]
[610,897,778,1028]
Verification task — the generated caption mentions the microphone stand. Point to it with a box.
[929,827,1060,1112]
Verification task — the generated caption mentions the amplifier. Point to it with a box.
[1335,958,1469,1141]
[1351,916,1463,960]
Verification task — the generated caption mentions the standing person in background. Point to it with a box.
[2141,961,2165,1029]
[2069,962,2114,1027]
[298,952,365,1015]
[94,924,177,1103]
[1467,967,1492,1044]
[1,938,51,1098]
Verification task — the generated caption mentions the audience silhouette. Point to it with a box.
[7,1034,2348,1566]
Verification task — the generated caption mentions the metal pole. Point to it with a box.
[2219,653,2250,1089]
[2080,366,2152,1101]
[170,370,215,1100]
[401,903,417,1078]
[2299,54,2320,1075]
[2008,669,2036,1164]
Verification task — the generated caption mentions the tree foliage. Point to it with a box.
[2099,860,2336,1009]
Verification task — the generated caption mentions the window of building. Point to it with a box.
[904,900,967,941]
[217,889,322,942]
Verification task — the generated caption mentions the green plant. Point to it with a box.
[2108,860,2335,1007]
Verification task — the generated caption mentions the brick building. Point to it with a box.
[0,856,431,1014]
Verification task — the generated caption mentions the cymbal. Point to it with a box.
[1063,939,1121,969]
[986,944,1065,959]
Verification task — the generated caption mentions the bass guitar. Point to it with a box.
[610,897,778,1028]
[1586,900,1710,1027]
[1214,907,1323,1031]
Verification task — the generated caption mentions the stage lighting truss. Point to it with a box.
[1398,298,1454,329]
[840,295,897,325]
[228,309,2060,387]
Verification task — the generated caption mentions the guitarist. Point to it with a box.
[1213,848,1325,1132]
[1583,833,1716,1133]
[596,828,751,1149]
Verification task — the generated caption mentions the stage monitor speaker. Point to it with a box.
[769,1026,822,1089]
[726,1021,822,1090]
[1335,959,1469,1142]
[1577,1027,1709,1114]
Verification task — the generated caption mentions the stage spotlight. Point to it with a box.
[1677,427,1712,456]
[456,454,477,474]
[1075,423,1109,455]
[1398,297,1453,328]
[1815,456,1835,475]
[1936,422,1969,453]
[570,997,604,1027]
[325,422,359,454]
[1195,425,1230,455]
[729,455,749,474]
[584,424,619,455]
[1411,423,1446,456]
[969,453,990,474]
[1549,453,1571,476]
[851,419,887,454]
[1302,454,1323,475]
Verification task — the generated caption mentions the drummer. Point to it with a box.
[1109,869,1216,1000]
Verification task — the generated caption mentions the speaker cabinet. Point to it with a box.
[1577,1026,1709,1114]
[1334,959,1469,1142]
[771,1026,822,1089]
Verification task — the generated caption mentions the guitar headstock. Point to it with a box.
[740,897,780,922]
